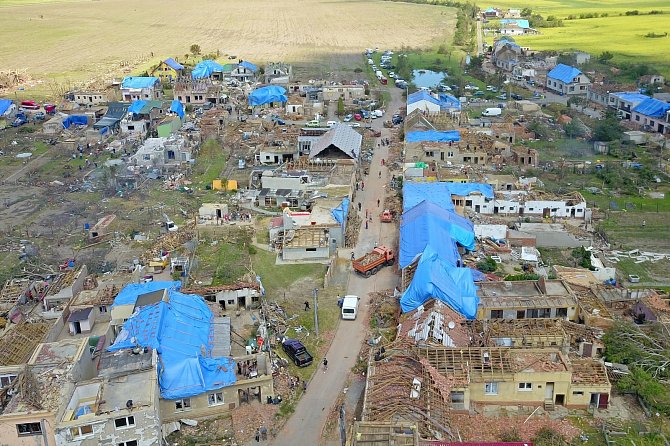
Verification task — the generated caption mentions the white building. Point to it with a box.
[467,192,587,219]
[545,64,590,96]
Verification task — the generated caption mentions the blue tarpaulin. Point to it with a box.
[164,57,184,70]
[500,19,530,28]
[547,64,582,84]
[239,60,258,72]
[408,90,441,106]
[127,100,146,114]
[121,76,159,89]
[632,97,670,118]
[0,99,12,116]
[248,85,288,106]
[406,130,461,143]
[400,201,475,269]
[402,182,494,212]
[62,115,88,129]
[170,99,184,119]
[109,288,236,399]
[438,93,461,110]
[331,197,350,231]
[405,200,473,232]
[192,60,224,79]
[400,245,479,318]
[110,281,181,308]
[609,92,648,107]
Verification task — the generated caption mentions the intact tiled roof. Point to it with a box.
[547,64,583,84]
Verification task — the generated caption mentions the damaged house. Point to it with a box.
[308,124,361,160]
[130,135,193,170]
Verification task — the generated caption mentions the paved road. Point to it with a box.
[271,87,405,446]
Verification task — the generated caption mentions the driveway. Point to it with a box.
[271,87,405,446]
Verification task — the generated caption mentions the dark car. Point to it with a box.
[282,339,313,367]
[511,93,523,100]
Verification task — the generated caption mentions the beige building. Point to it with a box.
[0,339,94,446]
[476,278,579,322]
[322,85,365,103]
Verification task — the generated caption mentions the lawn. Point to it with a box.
[191,139,229,189]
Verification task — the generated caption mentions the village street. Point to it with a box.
[271,87,405,446]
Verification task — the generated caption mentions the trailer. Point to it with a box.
[352,245,395,277]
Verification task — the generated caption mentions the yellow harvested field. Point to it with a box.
[0,0,455,82]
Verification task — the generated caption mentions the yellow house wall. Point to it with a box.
[159,376,274,422]
[0,412,56,446]
[470,371,572,406]
[566,385,611,408]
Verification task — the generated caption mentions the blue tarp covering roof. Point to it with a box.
[610,92,648,105]
[110,281,181,308]
[0,99,12,116]
[127,100,146,114]
[500,19,530,28]
[248,85,288,106]
[164,57,184,70]
[62,115,88,129]
[632,97,670,118]
[399,212,461,269]
[400,245,479,318]
[239,60,258,72]
[192,60,224,79]
[331,197,350,232]
[547,64,583,84]
[402,182,494,212]
[109,288,236,399]
[408,90,441,106]
[406,130,461,143]
[401,201,475,261]
[438,93,462,110]
[121,76,159,89]
[170,99,184,119]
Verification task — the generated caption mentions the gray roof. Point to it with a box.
[309,124,362,159]
[68,306,93,322]
[211,317,231,357]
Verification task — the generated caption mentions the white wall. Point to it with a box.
[407,100,440,115]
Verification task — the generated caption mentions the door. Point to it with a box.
[545,382,554,400]
[598,393,609,409]
[74,321,81,334]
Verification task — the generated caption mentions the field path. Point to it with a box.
[270,86,405,446]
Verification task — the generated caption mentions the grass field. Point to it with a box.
[478,0,668,16]
[0,0,455,91]
[474,0,670,76]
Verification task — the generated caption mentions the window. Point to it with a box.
[114,415,135,429]
[556,308,568,317]
[490,309,503,319]
[99,305,108,313]
[0,373,17,387]
[527,308,551,318]
[305,248,317,252]
[119,441,138,446]
[572,391,584,396]
[208,392,224,406]
[70,424,94,438]
[518,382,532,391]
[227,299,235,305]
[484,382,498,395]
[175,398,191,412]
[425,151,434,157]
[17,422,42,436]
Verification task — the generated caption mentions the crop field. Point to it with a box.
[475,0,670,76]
[0,0,455,87]
[478,0,668,16]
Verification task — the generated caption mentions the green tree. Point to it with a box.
[563,120,585,138]
[593,111,623,141]
[336,97,345,116]
[599,51,614,62]
[190,44,201,56]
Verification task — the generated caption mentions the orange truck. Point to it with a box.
[352,246,395,277]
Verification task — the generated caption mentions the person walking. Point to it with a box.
[323,357,328,372]
[358,202,362,212]
[378,171,381,178]
[304,301,310,311]
[361,180,365,190]
[351,251,355,260]
[377,198,380,208]
[365,220,368,230]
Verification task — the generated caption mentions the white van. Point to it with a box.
[327,120,338,128]
[482,107,502,117]
[368,58,373,65]
[341,295,359,320]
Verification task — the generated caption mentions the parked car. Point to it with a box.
[511,93,523,100]
[327,120,338,127]
[353,113,362,121]
[473,91,485,97]
[306,119,320,127]
[44,104,56,114]
[350,123,361,128]
[282,338,313,367]
[343,114,353,122]
[20,100,40,110]
[33,112,45,122]
[12,113,28,127]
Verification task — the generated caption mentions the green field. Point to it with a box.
[474,0,670,76]
[478,0,668,16]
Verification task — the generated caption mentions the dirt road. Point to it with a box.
[271,86,405,446]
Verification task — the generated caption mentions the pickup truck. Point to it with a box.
[352,245,395,277]
[282,338,313,367]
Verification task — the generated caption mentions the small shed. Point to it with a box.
[67,306,95,335]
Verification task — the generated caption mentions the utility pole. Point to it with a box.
[313,288,319,338]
